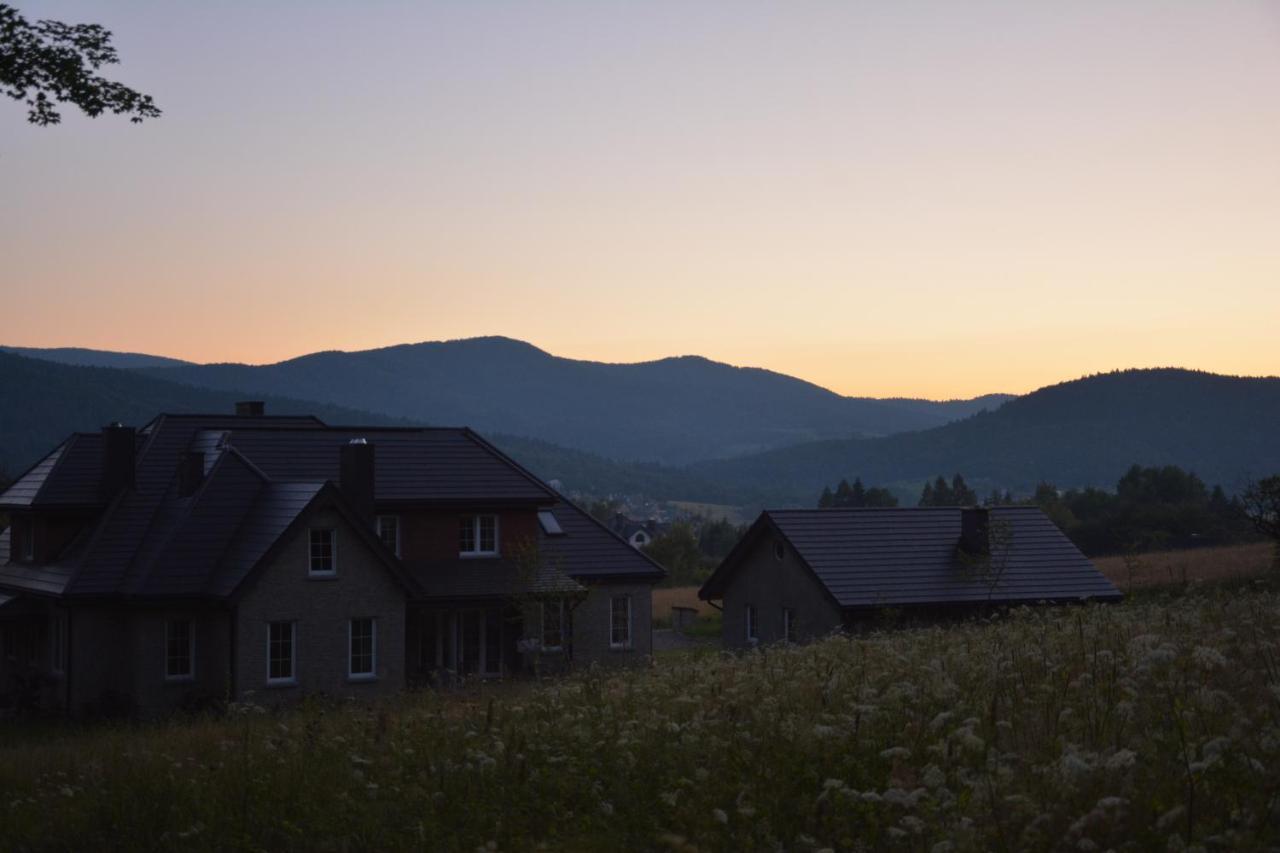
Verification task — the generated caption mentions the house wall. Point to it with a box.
[232,507,405,704]
[128,608,231,716]
[719,534,842,649]
[65,604,230,717]
[571,581,654,665]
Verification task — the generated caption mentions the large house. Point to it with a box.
[0,404,663,716]
[699,506,1120,647]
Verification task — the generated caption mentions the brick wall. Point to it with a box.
[570,581,654,665]
[232,507,406,703]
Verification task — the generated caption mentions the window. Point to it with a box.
[773,539,785,561]
[21,521,34,562]
[633,532,648,546]
[51,612,67,675]
[309,528,336,576]
[745,605,758,643]
[537,511,564,536]
[267,621,296,684]
[349,618,376,679]
[782,607,796,643]
[459,515,499,556]
[165,619,194,680]
[376,515,400,557]
[542,600,565,651]
[610,595,632,649]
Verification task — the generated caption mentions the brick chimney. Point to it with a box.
[100,423,137,499]
[235,401,265,417]
[339,438,375,524]
[960,507,990,556]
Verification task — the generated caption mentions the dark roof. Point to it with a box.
[539,500,666,580]
[0,433,114,508]
[700,507,1120,607]
[213,427,557,504]
[1,410,655,600]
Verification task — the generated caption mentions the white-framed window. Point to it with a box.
[633,532,648,546]
[349,617,377,680]
[267,621,296,684]
[745,605,758,644]
[309,528,336,576]
[459,514,499,557]
[542,600,566,651]
[164,618,194,681]
[609,595,632,649]
[376,515,400,557]
[782,607,796,643]
[50,612,67,675]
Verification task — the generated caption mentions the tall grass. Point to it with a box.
[4,586,1280,850]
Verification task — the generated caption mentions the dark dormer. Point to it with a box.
[177,451,205,497]
[235,401,265,417]
[100,423,137,500]
[959,507,990,556]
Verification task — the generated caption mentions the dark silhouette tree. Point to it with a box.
[1,4,160,125]
[819,477,899,508]
[1241,475,1280,568]
[950,474,978,506]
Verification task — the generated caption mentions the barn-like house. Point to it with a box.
[699,506,1120,647]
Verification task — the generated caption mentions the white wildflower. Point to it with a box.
[713,808,729,825]
[1105,749,1137,770]
[1192,646,1227,670]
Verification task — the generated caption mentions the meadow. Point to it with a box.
[4,580,1280,851]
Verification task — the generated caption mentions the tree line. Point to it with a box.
[815,465,1279,559]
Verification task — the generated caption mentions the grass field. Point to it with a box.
[4,582,1280,850]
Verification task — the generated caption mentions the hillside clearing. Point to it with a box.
[4,586,1280,850]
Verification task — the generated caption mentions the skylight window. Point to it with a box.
[537,511,564,536]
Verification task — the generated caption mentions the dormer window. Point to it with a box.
[459,515,498,557]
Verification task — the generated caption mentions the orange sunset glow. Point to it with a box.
[3,1,1279,398]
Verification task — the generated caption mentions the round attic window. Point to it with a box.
[773,540,785,561]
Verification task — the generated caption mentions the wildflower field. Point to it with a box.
[5,586,1280,851]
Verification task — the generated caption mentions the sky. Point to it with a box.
[2,1,1279,399]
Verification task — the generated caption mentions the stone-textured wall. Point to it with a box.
[233,507,405,703]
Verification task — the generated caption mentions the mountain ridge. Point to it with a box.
[124,336,1012,464]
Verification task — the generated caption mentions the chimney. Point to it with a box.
[235,401,265,417]
[100,423,137,499]
[339,438,375,524]
[177,451,205,497]
[960,507,990,556]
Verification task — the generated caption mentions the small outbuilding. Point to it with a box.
[698,506,1121,648]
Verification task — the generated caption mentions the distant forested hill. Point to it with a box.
[0,352,711,499]
[0,352,405,478]
[130,337,1009,464]
[690,369,1280,505]
[0,346,191,369]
